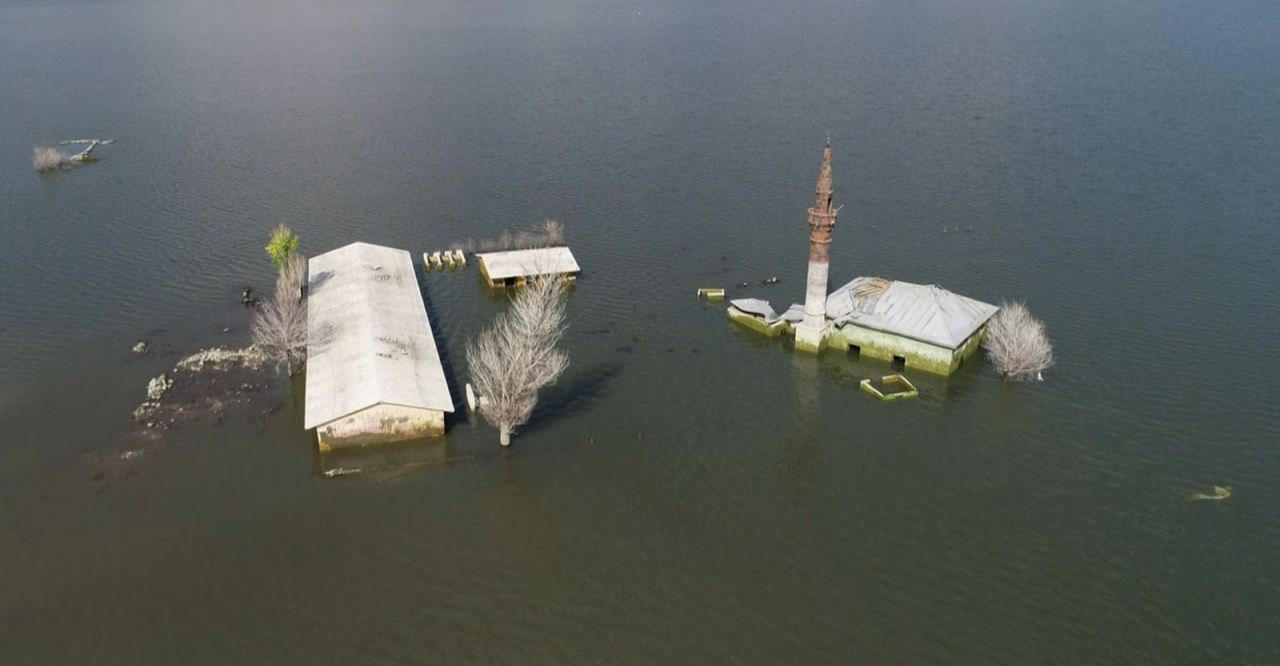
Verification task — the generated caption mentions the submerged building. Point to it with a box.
[727,142,999,376]
[825,277,997,375]
[304,242,454,450]
[475,246,580,287]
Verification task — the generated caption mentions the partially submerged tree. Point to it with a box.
[466,275,570,446]
[467,219,568,252]
[32,147,67,172]
[252,252,308,375]
[265,224,300,271]
[984,301,1053,382]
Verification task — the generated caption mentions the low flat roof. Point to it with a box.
[475,246,580,281]
[304,242,454,429]
[827,276,998,349]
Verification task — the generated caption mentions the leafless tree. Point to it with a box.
[252,253,308,376]
[541,219,564,245]
[983,301,1053,381]
[32,147,67,171]
[467,219,568,252]
[466,275,570,446]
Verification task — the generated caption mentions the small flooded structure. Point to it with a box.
[475,246,580,287]
[727,298,791,337]
[860,374,919,400]
[304,242,454,451]
[826,277,998,375]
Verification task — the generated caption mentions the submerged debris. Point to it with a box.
[1191,485,1232,501]
[34,139,115,171]
[697,288,725,302]
[175,346,266,372]
[132,340,149,354]
[145,374,173,401]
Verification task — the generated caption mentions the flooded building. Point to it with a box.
[304,242,454,451]
[826,277,998,375]
[475,246,580,287]
[727,142,999,375]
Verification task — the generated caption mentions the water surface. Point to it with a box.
[2,0,1279,663]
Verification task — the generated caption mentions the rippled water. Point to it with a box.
[2,0,1279,663]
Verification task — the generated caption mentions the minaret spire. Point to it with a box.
[795,141,839,352]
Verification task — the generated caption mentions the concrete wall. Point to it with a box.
[316,402,446,452]
[727,307,791,337]
[832,324,959,375]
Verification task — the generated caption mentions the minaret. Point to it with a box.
[795,141,837,352]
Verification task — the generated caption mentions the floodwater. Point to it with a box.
[2,0,1279,662]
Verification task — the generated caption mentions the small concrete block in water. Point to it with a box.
[697,288,725,302]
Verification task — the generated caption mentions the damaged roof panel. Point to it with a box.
[826,277,998,349]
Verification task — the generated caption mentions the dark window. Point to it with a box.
[892,355,906,370]
[847,345,860,359]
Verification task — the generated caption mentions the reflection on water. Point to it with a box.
[317,439,453,481]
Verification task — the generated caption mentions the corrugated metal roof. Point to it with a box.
[475,247,580,281]
[728,298,779,322]
[826,277,999,349]
[304,242,454,429]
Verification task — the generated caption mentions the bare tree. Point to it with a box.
[541,218,564,245]
[467,219,567,252]
[32,147,67,171]
[466,275,570,446]
[252,253,308,376]
[983,301,1053,381]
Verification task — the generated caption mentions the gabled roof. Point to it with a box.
[475,246,580,281]
[826,277,999,349]
[304,242,454,429]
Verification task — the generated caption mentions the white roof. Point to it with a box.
[728,298,779,322]
[304,242,454,429]
[826,276,999,349]
[475,246,580,280]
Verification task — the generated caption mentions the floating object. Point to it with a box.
[428,252,443,269]
[697,288,725,302]
[464,382,489,412]
[442,252,456,269]
[1190,485,1232,501]
[476,246,580,287]
[762,276,780,285]
[453,250,467,266]
[736,282,749,289]
[859,374,919,400]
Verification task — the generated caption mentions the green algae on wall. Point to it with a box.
[727,307,791,338]
[832,324,987,376]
